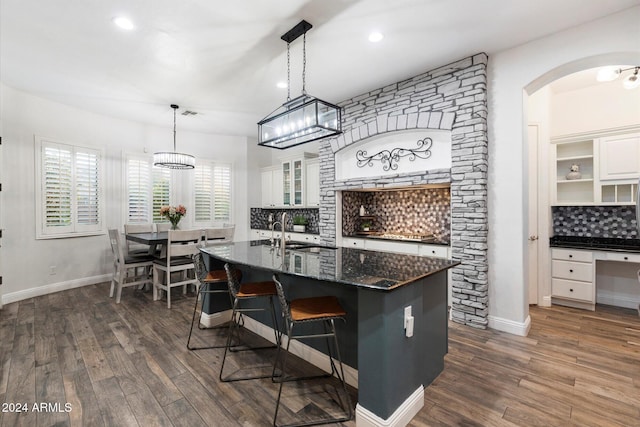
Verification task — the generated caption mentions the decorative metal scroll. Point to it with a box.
[356,137,433,171]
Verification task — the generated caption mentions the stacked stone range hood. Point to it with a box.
[318,54,489,329]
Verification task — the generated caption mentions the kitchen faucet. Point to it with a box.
[270,212,288,248]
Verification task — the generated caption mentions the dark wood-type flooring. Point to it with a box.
[1,283,639,426]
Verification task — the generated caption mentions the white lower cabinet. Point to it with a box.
[551,248,595,309]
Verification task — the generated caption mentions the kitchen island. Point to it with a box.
[200,240,459,427]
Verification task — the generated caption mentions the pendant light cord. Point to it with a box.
[286,42,291,102]
[173,106,177,151]
[302,32,307,95]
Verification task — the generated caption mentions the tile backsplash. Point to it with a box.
[342,187,451,242]
[250,208,320,234]
[552,205,638,238]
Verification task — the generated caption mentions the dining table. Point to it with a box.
[125,231,169,256]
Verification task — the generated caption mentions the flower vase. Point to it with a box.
[170,220,180,230]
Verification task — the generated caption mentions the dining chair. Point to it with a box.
[124,223,154,256]
[203,225,235,245]
[155,222,172,232]
[219,263,281,382]
[107,229,154,303]
[271,273,353,427]
[152,229,201,308]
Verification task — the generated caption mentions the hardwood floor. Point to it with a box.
[1,283,639,426]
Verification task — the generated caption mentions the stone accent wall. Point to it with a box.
[318,53,489,329]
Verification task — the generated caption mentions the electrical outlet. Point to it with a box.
[49,265,57,275]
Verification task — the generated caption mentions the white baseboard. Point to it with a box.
[200,309,232,328]
[488,314,531,336]
[541,295,552,307]
[240,315,359,389]
[1,274,112,305]
[355,385,424,427]
[596,289,640,310]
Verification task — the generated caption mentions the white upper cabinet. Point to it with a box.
[305,160,320,207]
[261,167,284,208]
[599,133,640,181]
[260,153,319,208]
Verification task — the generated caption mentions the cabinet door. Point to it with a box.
[261,169,274,207]
[306,161,320,207]
[293,159,303,206]
[599,134,640,180]
[282,161,292,206]
[272,168,284,207]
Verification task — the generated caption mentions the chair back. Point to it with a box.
[272,274,292,323]
[204,225,235,244]
[108,229,125,265]
[155,223,172,232]
[224,263,242,298]
[166,229,201,260]
[124,223,153,254]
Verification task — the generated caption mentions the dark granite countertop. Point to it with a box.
[550,235,640,253]
[200,240,459,291]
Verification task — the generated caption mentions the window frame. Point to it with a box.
[35,135,105,239]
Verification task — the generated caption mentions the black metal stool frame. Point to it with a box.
[219,263,282,382]
[271,274,353,427]
[186,253,233,350]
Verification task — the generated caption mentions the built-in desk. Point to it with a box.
[200,240,459,427]
[550,236,640,311]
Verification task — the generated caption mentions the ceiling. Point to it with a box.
[2,0,638,137]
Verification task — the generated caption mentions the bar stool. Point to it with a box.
[219,263,282,382]
[186,253,239,350]
[271,273,353,427]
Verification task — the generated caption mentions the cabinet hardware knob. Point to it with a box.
[624,256,628,260]
[569,269,573,273]
[570,288,573,292]
[569,254,572,258]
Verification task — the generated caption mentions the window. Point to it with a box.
[193,161,232,224]
[125,154,172,224]
[36,136,104,238]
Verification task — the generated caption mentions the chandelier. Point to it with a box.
[258,20,342,150]
[596,66,640,90]
[153,104,195,169]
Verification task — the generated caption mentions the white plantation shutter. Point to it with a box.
[194,164,213,222]
[125,155,173,224]
[152,166,171,222]
[37,137,104,238]
[193,161,232,225]
[75,149,101,231]
[43,144,73,231]
[213,164,231,221]
[127,158,151,223]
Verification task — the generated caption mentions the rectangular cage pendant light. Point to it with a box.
[258,20,342,150]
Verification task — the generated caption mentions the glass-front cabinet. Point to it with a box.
[282,158,305,207]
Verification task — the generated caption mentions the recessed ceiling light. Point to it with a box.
[113,16,135,31]
[368,32,384,43]
[276,81,288,89]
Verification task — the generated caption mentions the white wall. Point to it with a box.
[551,80,640,137]
[0,84,254,303]
[488,5,640,334]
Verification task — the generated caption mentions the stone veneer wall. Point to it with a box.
[318,53,489,329]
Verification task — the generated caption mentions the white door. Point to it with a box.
[528,124,539,305]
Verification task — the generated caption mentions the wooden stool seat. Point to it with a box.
[290,296,346,322]
[204,269,229,283]
[237,281,277,298]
